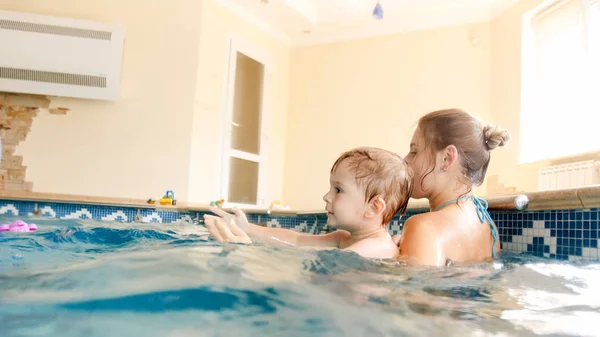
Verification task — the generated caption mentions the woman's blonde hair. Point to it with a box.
[417,109,510,192]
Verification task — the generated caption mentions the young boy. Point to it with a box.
[203,147,413,259]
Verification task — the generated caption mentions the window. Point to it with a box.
[220,38,270,207]
[520,0,600,163]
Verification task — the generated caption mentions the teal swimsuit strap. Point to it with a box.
[434,195,499,259]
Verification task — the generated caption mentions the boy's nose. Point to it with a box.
[323,192,330,203]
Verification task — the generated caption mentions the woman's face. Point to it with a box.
[405,128,437,199]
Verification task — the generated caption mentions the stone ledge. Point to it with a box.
[1,186,599,216]
[0,191,155,209]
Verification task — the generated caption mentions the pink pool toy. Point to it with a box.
[0,220,37,232]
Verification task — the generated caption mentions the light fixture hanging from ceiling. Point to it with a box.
[372,1,383,20]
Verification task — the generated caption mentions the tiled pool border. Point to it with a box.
[0,199,598,262]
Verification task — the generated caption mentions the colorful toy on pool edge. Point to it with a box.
[210,199,225,208]
[159,190,177,205]
[0,220,37,232]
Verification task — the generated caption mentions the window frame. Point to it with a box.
[219,35,272,209]
[519,0,600,163]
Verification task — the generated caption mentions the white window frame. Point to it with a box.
[519,0,600,164]
[219,35,271,209]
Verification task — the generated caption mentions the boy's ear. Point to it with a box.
[365,196,386,218]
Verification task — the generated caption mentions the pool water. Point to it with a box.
[1,216,599,337]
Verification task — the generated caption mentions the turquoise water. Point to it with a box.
[1,216,599,337]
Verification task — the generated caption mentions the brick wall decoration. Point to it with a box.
[0,92,62,192]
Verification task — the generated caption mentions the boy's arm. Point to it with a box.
[249,224,348,247]
[204,212,348,248]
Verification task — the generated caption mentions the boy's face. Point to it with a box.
[322,160,368,229]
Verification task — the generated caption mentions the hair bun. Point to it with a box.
[483,124,510,150]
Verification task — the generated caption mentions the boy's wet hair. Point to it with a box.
[331,147,414,225]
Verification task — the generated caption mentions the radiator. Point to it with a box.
[538,160,600,191]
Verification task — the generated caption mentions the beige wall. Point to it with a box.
[486,0,545,194]
[5,0,580,209]
[4,0,290,204]
[186,0,290,205]
[283,23,493,210]
[5,0,203,201]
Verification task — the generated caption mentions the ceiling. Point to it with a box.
[217,0,521,46]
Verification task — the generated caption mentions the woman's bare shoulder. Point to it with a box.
[398,213,446,265]
[403,211,444,226]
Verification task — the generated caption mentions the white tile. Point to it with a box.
[62,208,93,220]
[141,211,162,223]
[549,237,557,246]
[583,248,591,257]
[102,210,128,222]
[533,220,545,229]
[0,204,19,216]
[267,219,281,228]
[550,245,556,254]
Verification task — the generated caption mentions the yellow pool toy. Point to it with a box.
[159,190,176,205]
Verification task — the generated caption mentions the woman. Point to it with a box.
[396,108,510,266]
[204,109,510,267]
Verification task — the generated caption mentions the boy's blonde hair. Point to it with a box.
[331,147,413,225]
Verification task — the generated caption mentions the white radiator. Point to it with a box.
[538,160,600,191]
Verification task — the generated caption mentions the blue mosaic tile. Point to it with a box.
[155,210,180,223]
[1,198,599,261]
[138,209,164,223]
[260,215,301,229]
[293,208,600,261]
[491,208,600,261]
[0,200,36,216]
[246,213,261,224]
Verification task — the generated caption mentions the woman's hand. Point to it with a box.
[204,216,252,244]
[204,206,249,233]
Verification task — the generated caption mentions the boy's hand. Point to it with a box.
[205,207,249,233]
[204,217,252,244]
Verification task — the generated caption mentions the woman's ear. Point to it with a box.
[366,196,386,219]
[441,145,459,170]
